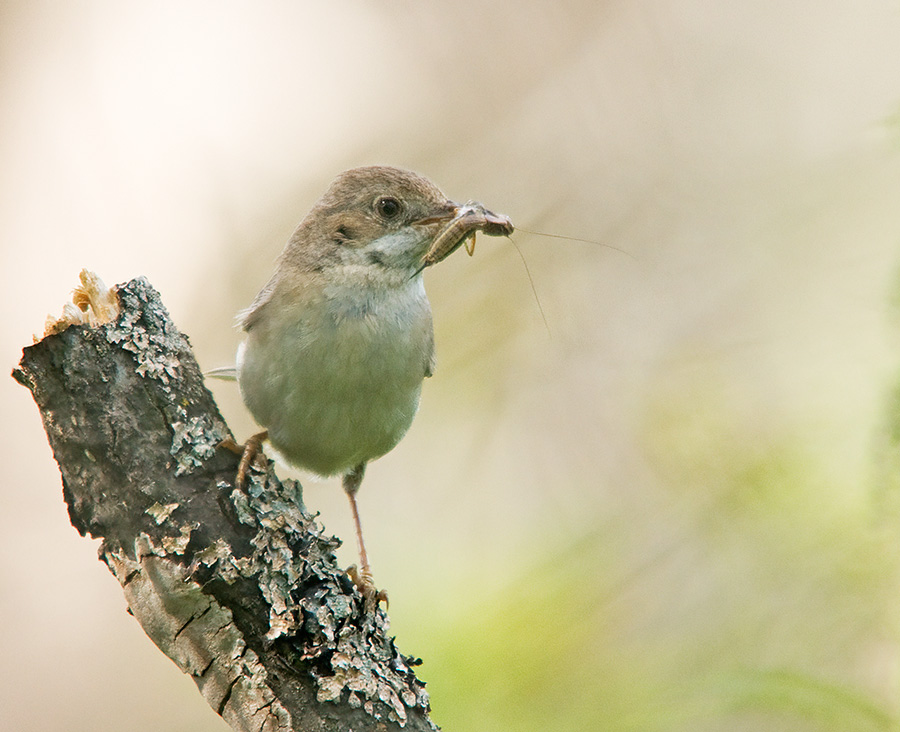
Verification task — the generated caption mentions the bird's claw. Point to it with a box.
[347,564,388,613]
[219,430,268,488]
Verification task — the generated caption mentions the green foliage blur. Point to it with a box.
[398,369,900,731]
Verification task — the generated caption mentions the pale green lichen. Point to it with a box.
[170,410,227,476]
[105,536,292,732]
[98,279,230,479]
[103,280,182,384]
[192,466,434,728]
[146,501,179,524]
[160,523,196,555]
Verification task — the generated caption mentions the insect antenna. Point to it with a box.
[515,227,636,260]
[507,235,551,338]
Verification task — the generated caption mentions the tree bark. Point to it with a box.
[12,276,436,732]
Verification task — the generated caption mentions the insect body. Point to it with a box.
[419,202,514,270]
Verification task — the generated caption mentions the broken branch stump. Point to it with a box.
[12,275,435,732]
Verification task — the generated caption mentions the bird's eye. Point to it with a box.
[375,196,403,220]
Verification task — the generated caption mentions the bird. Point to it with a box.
[223,165,512,608]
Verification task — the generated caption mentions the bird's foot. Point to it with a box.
[219,430,269,488]
[347,564,388,614]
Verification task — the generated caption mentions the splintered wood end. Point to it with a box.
[41,269,120,340]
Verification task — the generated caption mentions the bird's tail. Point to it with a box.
[204,366,238,381]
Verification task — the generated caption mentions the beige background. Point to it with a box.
[3,2,900,730]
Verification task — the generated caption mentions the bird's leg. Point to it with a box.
[344,463,371,569]
[343,463,387,611]
[220,430,269,488]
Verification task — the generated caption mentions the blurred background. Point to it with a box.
[3,1,900,730]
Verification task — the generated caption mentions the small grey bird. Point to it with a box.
[226,165,512,606]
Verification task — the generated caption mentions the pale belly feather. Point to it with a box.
[237,284,433,476]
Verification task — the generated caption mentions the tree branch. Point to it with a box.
[12,275,436,732]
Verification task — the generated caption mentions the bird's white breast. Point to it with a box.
[237,275,433,476]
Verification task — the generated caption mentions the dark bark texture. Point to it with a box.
[13,277,436,732]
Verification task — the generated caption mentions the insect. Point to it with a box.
[419,201,514,271]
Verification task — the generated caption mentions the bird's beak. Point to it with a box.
[411,201,461,228]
